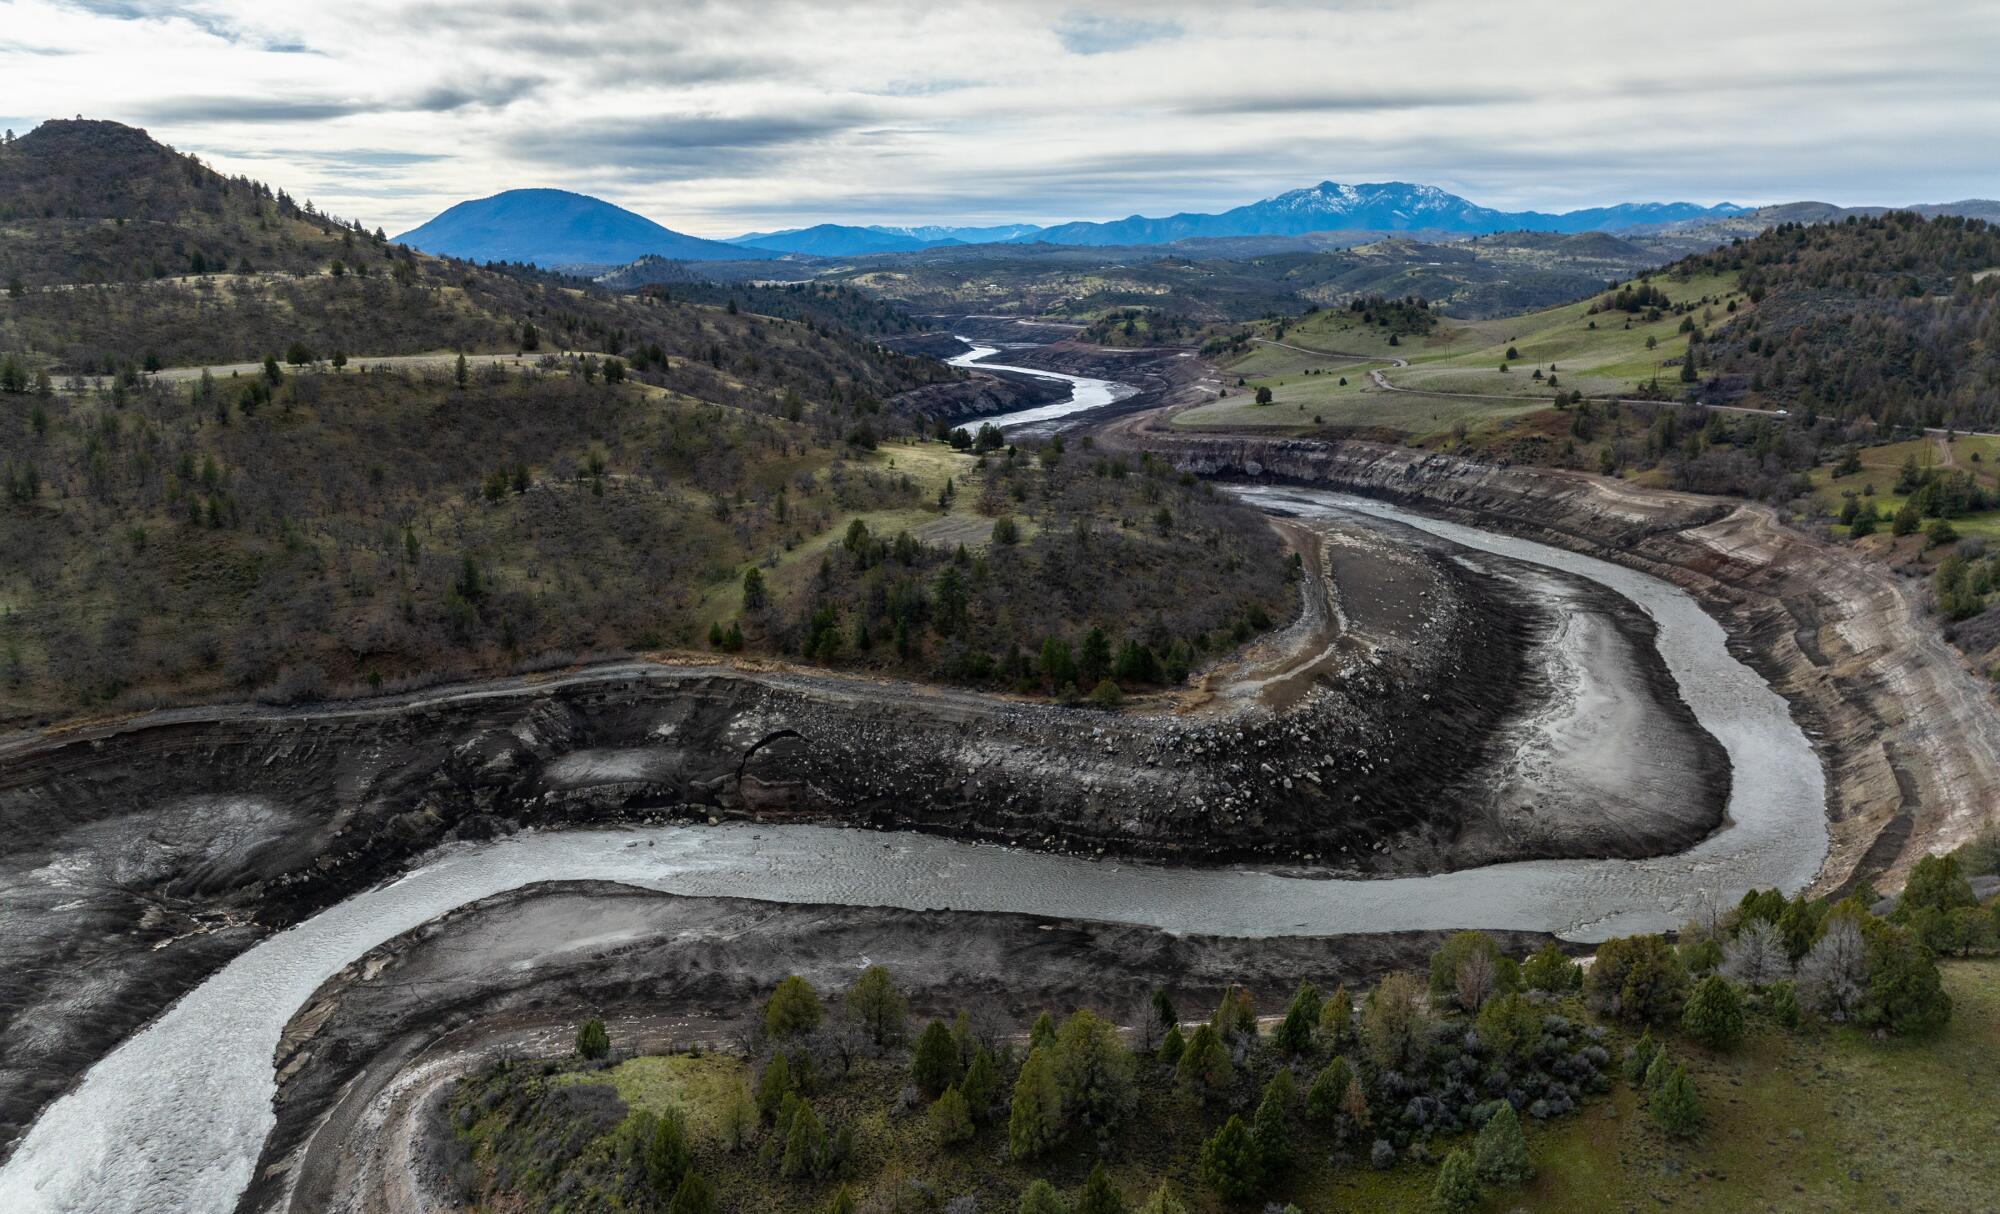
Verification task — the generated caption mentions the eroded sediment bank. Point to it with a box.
[1097,419,2000,895]
[251,883,1556,1214]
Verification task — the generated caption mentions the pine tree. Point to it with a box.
[1339,1075,1371,1133]
[1135,1181,1189,1214]
[1008,1046,1063,1160]
[1029,1011,1057,1052]
[912,1019,960,1095]
[826,1185,857,1214]
[929,1084,974,1145]
[780,1100,826,1177]
[667,1171,716,1214]
[455,351,470,389]
[1623,1029,1658,1085]
[1318,984,1352,1044]
[1054,1009,1134,1136]
[1650,1064,1703,1137]
[755,1053,794,1121]
[1430,1148,1481,1213]
[765,976,823,1039]
[1211,984,1257,1040]
[1076,1163,1126,1214]
[1174,1023,1233,1098]
[645,1110,692,1197]
[1681,975,1745,1048]
[575,1017,610,1060]
[1155,1023,1185,1066]
[1198,1114,1261,1200]
[961,1046,999,1120]
[1273,981,1320,1055]
[1252,1072,1294,1174]
[1305,1057,1354,1128]
[1150,988,1178,1038]
[1473,1101,1533,1184]
[1017,1179,1067,1214]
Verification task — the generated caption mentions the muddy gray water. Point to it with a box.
[0,487,1824,1214]
[944,338,1137,432]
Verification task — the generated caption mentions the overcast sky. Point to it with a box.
[3,0,1998,239]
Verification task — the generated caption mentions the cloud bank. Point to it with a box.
[2,0,1995,238]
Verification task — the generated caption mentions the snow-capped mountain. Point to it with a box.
[1020,182,1746,246]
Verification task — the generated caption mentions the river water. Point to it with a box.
[944,338,1137,432]
[0,490,1825,1214]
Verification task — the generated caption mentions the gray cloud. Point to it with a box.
[1178,86,1526,116]
[1052,13,1182,55]
[510,108,879,176]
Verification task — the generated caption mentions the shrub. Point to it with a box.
[575,1017,610,1060]
[1520,942,1581,992]
[1588,935,1690,1024]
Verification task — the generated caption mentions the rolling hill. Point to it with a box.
[393,188,763,265]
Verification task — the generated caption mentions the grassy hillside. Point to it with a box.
[1174,272,1737,435]
[0,121,950,416]
[0,119,361,286]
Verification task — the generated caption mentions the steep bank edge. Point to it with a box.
[1098,424,2000,893]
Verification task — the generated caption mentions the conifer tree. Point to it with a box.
[1681,975,1745,1048]
[1008,1046,1063,1160]
[1198,1115,1261,1200]
[1650,1064,1703,1137]
[1076,1163,1126,1214]
[1473,1101,1533,1183]
[1430,1148,1481,1213]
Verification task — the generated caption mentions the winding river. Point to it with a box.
[0,489,1825,1212]
[944,338,1138,432]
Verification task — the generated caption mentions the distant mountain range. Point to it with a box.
[727,222,1043,255]
[1020,182,1748,246]
[393,180,2000,268]
[392,189,761,265]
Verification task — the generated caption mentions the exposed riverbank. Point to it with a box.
[1097,415,2000,895]
[250,882,1557,1214]
[0,503,1692,1158]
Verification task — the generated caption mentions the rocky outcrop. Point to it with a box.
[1103,427,2000,894]
[884,366,1067,426]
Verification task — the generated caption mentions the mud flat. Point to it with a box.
[1101,421,2000,893]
